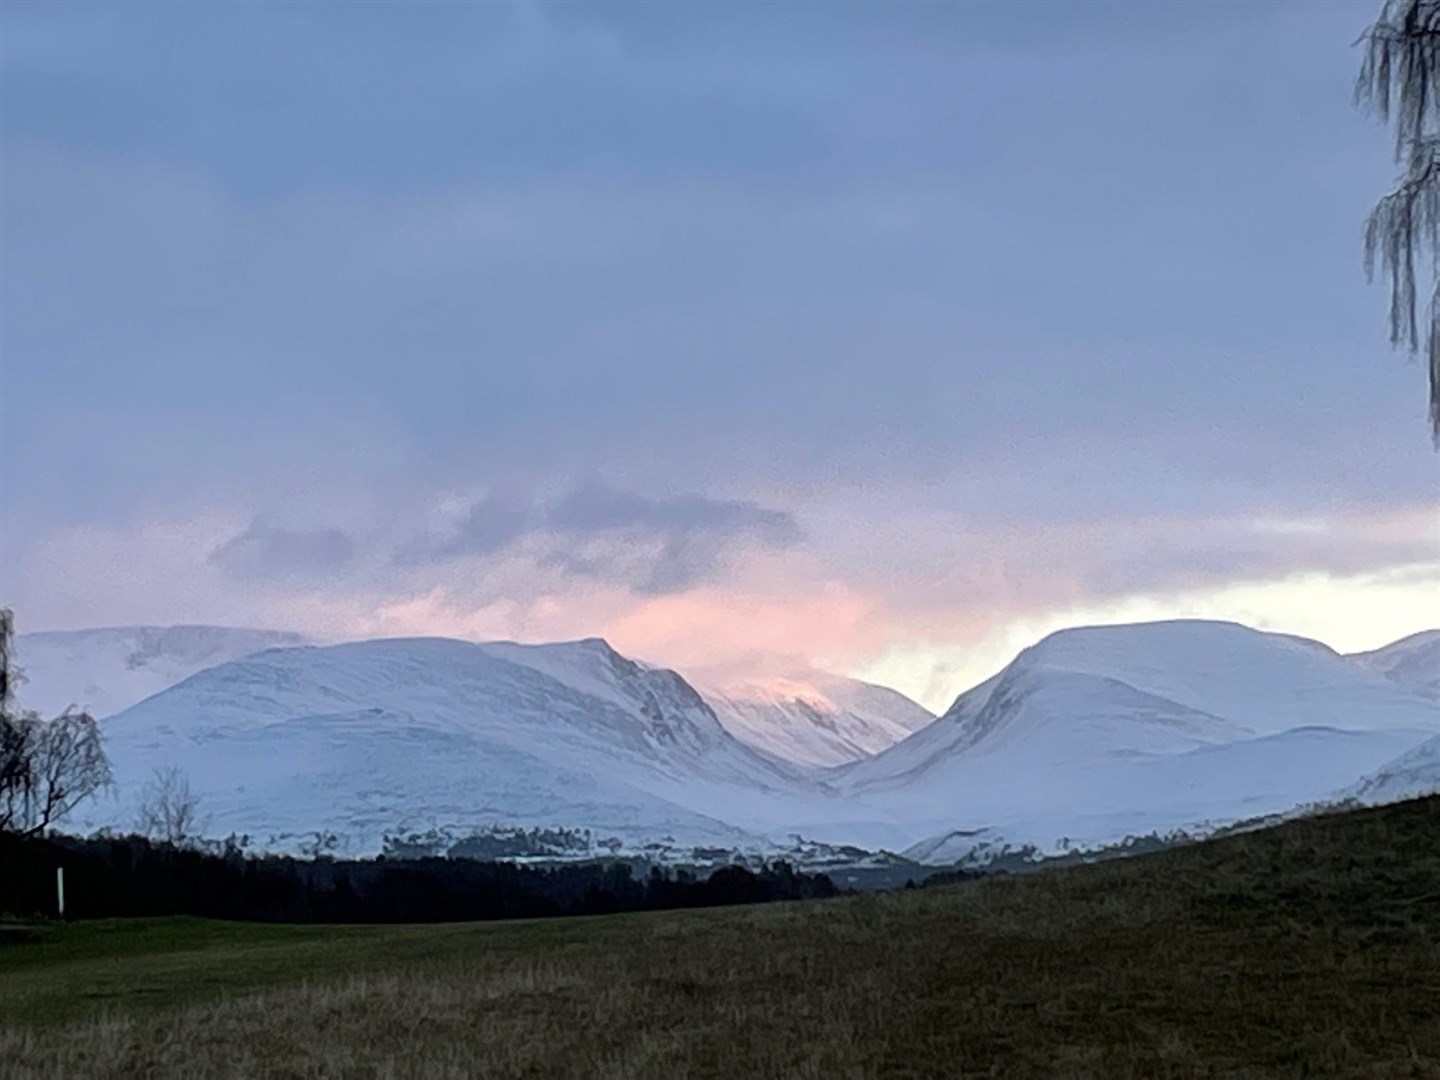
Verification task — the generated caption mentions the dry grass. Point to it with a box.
[3,796,1439,1078]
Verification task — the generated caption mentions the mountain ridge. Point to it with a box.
[14,624,310,719]
[20,618,1440,867]
[79,635,824,855]
[690,666,933,767]
[832,621,1439,863]
[1347,629,1440,699]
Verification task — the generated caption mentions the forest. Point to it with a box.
[0,830,840,924]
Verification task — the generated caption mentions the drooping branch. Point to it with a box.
[1357,0,1440,442]
[0,609,29,832]
[0,608,16,722]
[1357,0,1440,160]
[0,610,113,835]
[1363,138,1440,348]
[25,709,111,836]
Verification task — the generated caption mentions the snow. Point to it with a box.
[836,621,1440,863]
[14,626,309,719]
[971,620,1426,739]
[692,667,934,767]
[30,619,1440,868]
[1348,629,1440,699]
[75,636,801,854]
[1347,733,1440,805]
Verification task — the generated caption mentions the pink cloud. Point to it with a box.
[9,498,1435,698]
[600,583,890,672]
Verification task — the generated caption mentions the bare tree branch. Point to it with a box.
[138,766,207,846]
[0,609,113,836]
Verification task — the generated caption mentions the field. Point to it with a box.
[2,797,1439,1079]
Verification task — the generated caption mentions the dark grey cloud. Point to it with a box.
[547,480,798,543]
[4,0,1432,537]
[536,543,711,596]
[208,519,354,581]
[543,480,802,593]
[1079,527,1439,599]
[402,480,801,593]
[395,495,533,564]
[3,0,1435,628]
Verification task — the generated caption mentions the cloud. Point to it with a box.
[401,480,801,594]
[1000,507,1440,602]
[542,480,801,593]
[601,583,887,672]
[10,501,1436,715]
[395,495,533,563]
[6,2,1438,703]
[208,518,355,581]
[546,480,795,538]
[857,561,1440,711]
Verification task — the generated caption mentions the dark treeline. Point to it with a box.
[0,832,840,924]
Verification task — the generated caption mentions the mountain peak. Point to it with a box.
[15,624,310,718]
[840,617,1439,799]
[1348,629,1440,699]
[1025,619,1336,659]
[691,665,934,768]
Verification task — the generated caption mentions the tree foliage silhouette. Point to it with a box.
[1357,0,1440,442]
[0,609,112,836]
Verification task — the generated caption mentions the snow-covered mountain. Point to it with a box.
[843,621,1434,787]
[838,621,1440,863]
[1347,733,1440,805]
[14,625,309,719]
[32,618,1440,868]
[1348,629,1440,699]
[77,636,819,854]
[692,667,934,767]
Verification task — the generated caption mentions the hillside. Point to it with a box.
[1348,628,1440,699]
[13,625,309,719]
[1348,732,1440,804]
[27,618,1440,867]
[692,666,933,767]
[3,796,1437,1078]
[77,636,815,855]
[838,621,1439,863]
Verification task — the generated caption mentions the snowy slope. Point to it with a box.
[843,620,1436,790]
[475,639,817,787]
[14,625,309,718]
[1346,733,1440,805]
[40,618,1440,868]
[900,724,1431,866]
[1348,630,1440,699]
[692,667,934,767]
[839,621,1440,863]
[77,637,807,853]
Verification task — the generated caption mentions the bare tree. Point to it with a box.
[0,608,33,830]
[0,608,16,716]
[0,716,33,831]
[0,709,111,835]
[0,609,29,815]
[137,766,206,846]
[14,710,112,834]
[0,608,113,835]
[1357,0,1440,443]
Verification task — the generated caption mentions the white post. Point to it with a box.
[56,867,65,919]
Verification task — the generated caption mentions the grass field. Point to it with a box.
[3,797,1439,1079]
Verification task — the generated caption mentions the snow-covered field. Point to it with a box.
[15,619,1440,866]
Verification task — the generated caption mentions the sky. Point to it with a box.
[1,0,1436,710]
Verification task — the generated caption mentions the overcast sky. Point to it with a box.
[2,0,1436,707]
